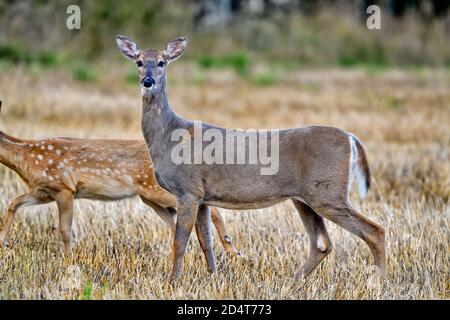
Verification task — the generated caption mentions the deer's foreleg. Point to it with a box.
[0,193,46,246]
[171,197,198,282]
[55,190,75,254]
[195,205,215,273]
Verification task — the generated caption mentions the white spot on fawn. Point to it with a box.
[48,159,54,165]
[123,175,133,183]
[57,162,65,169]
[37,155,44,160]
[56,149,62,156]
[48,176,54,181]
[47,145,54,150]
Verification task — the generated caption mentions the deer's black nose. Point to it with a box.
[143,77,155,88]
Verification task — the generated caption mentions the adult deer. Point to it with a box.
[116,35,385,281]
[0,106,238,255]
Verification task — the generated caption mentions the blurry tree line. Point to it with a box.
[193,0,450,29]
[0,0,449,68]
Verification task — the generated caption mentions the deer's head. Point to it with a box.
[116,35,187,97]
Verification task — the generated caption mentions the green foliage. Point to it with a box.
[338,34,388,67]
[0,43,35,64]
[364,63,389,76]
[82,281,93,300]
[252,72,278,86]
[73,63,96,82]
[0,60,11,73]
[383,96,402,109]
[300,82,319,92]
[125,70,139,83]
[0,43,61,68]
[199,52,251,76]
[191,71,206,86]
[38,51,59,67]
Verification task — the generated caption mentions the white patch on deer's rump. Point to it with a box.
[317,234,327,252]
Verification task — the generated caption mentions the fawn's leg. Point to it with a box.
[315,204,386,277]
[140,195,177,233]
[195,205,216,273]
[55,190,75,254]
[210,207,240,256]
[171,197,198,282]
[142,195,227,264]
[292,200,333,279]
[0,193,47,245]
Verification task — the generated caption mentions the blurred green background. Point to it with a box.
[0,0,449,83]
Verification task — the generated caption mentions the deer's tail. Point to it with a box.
[349,134,371,199]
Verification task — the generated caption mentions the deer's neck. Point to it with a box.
[141,86,180,164]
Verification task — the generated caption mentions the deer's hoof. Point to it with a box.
[226,249,244,259]
[0,239,10,249]
[294,269,309,281]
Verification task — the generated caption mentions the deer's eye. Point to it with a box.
[158,61,165,67]
[136,60,143,67]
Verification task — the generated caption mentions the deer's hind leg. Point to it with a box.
[313,204,385,277]
[292,200,333,279]
[0,193,50,246]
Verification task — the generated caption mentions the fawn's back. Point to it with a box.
[5,135,165,201]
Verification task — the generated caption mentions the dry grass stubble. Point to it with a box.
[0,67,448,299]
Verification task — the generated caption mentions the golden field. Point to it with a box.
[0,65,448,299]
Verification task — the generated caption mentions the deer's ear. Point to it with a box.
[116,35,140,60]
[164,36,187,63]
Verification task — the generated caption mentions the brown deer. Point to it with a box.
[0,103,238,255]
[116,35,385,282]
